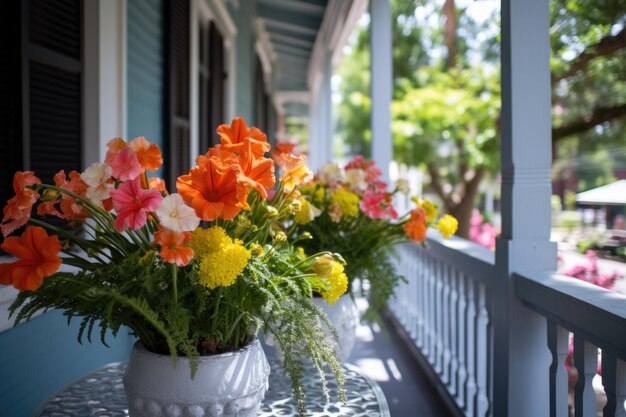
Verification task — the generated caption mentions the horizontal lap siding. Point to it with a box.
[127,0,165,178]
[0,311,135,417]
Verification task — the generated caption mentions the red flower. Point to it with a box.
[0,226,62,291]
[110,177,163,231]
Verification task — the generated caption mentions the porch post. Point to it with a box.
[308,52,333,172]
[370,0,392,181]
[494,0,557,416]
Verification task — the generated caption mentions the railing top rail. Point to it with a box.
[399,232,496,287]
[515,271,626,360]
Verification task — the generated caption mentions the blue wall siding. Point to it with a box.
[229,1,256,121]
[127,0,165,177]
[0,310,134,417]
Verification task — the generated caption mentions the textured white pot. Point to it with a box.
[123,338,270,417]
[312,294,359,362]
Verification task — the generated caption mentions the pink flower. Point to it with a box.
[109,147,144,181]
[359,189,398,220]
[110,177,162,231]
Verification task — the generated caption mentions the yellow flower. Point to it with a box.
[198,242,250,289]
[436,215,458,238]
[249,243,264,257]
[319,261,348,304]
[191,226,251,289]
[189,227,228,257]
[312,254,335,277]
[295,247,306,259]
[294,199,321,225]
[314,187,325,203]
[419,199,438,223]
[330,189,360,218]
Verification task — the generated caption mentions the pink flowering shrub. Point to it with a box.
[562,250,622,290]
[469,209,497,250]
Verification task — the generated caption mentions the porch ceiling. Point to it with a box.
[257,0,327,94]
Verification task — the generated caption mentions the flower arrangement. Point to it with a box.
[281,155,458,320]
[0,118,346,415]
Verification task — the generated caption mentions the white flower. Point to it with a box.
[157,193,200,233]
[319,162,344,185]
[81,162,113,204]
[395,178,410,195]
[345,168,368,192]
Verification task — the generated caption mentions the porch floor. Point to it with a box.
[346,300,452,417]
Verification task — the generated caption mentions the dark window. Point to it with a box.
[0,0,82,226]
[254,56,267,132]
[199,21,225,153]
[165,0,191,184]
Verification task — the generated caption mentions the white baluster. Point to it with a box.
[435,261,444,374]
[415,250,424,346]
[574,337,597,417]
[449,268,459,397]
[429,257,437,365]
[409,252,418,341]
[554,326,570,417]
[456,273,467,409]
[476,284,489,417]
[466,279,477,417]
[423,256,432,359]
[442,264,451,385]
[616,359,626,417]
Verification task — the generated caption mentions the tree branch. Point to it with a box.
[552,27,626,85]
[552,102,626,142]
[443,0,457,69]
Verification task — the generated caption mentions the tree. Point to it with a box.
[335,0,626,238]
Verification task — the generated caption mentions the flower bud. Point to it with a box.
[312,254,335,278]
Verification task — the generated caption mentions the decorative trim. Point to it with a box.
[331,0,368,66]
[254,18,277,93]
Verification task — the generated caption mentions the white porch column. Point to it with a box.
[308,52,333,172]
[493,0,557,416]
[83,0,126,165]
[370,0,392,182]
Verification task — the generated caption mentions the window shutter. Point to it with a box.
[208,22,225,146]
[26,0,82,185]
[199,21,225,153]
[0,0,22,209]
[166,0,191,184]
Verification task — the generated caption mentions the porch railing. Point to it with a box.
[389,236,626,417]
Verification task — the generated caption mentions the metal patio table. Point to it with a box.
[31,358,390,417]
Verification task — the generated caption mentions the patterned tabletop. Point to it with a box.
[31,358,390,417]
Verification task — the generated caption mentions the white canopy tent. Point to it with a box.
[576,179,626,206]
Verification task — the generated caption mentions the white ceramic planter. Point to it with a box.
[312,294,359,362]
[123,338,270,417]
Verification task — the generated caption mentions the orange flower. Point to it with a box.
[0,226,62,291]
[404,208,427,242]
[277,153,313,193]
[130,136,163,171]
[176,156,250,221]
[153,226,194,266]
[55,170,89,222]
[1,172,41,237]
[216,117,270,158]
[149,177,169,196]
[271,141,298,166]
[235,141,275,199]
[104,137,127,167]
